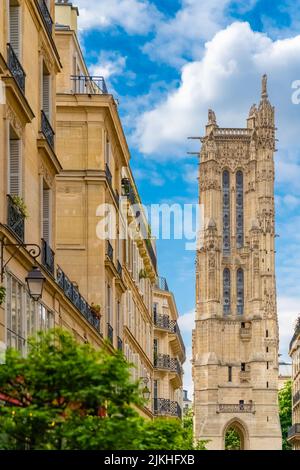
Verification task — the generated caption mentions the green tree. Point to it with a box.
[0,329,142,450]
[279,380,292,450]
[0,329,205,450]
[225,428,241,450]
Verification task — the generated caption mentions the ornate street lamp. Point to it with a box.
[1,239,45,301]
[140,377,151,402]
[25,266,45,301]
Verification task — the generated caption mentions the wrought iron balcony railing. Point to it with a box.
[71,75,108,94]
[156,276,169,291]
[121,178,137,205]
[293,390,300,407]
[106,240,114,263]
[117,336,123,352]
[7,43,26,93]
[105,163,112,186]
[41,238,55,275]
[56,266,100,332]
[288,423,300,439]
[41,110,55,149]
[154,354,182,375]
[107,323,113,344]
[217,403,255,413]
[153,398,182,419]
[38,0,53,36]
[7,195,25,242]
[153,313,185,357]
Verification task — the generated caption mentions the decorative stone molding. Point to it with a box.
[6,104,24,135]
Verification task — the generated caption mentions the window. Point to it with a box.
[237,268,244,315]
[267,381,269,388]
[116,300,121,338]
[266,329,269,338]
[223,268,231,315]
[154,380,158,400]
[42,183,51,244]
[6,273,54,355]
[241,322,245,329]
[267,362,269,370]
[154,338,158,359]
[236,171,244,248]
[241,363,246,372]
[9,2,20,58]
[228,366,232,382]
[9,127,21,196]
[42,62,51,119]
[106,283,111,325]
[222,170,230,253]
[266,346,269,353]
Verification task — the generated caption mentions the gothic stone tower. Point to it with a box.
[192,76,282,450]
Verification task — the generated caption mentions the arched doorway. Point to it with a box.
[223,420,248,450]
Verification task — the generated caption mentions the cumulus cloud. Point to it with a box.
[178,309,195,334]
[75,0,161,35]
[134,22,300,159]
[89,51,127,80]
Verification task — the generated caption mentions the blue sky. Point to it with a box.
[74,0,300,394]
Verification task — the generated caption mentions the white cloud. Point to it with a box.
[89,51,127,80]
[143,0,259,67]
[278,296,300,361]
[75,0,161,35]
[178,309,195,334]
[134,22,300,161]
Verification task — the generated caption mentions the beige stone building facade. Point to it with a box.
[0,0,185,421]
[153,277,185,419]
[288,319,300,449]
[192,76,282,449]
[0,0,106,362]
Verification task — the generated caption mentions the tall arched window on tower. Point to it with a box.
[223,170,230,253]
[237,268,244,315]
[236,171,244,248]
[223,268,231,315]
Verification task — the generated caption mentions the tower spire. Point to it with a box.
[261,74,268,100]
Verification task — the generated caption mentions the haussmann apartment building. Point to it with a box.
[0,0,185,420]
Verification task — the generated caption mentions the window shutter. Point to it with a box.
[43,75,51,119]
[43,188,51,244]
[9,6,20,58]
[9,139,20,196]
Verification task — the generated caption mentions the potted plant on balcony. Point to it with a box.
[0,286,6,306]
[11,195,29,218]
[139,268,148,280]
[90,303,101,319]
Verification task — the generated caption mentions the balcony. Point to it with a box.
[154,398,182,419]
[7,195,25,242]
[156,276,169,291]
[106,240,114,263]
[293,390,300,407]
[56,266,100,332]
[121,178,137,205]
[38,0,53,37]
[154,354,182,375]
[71,75,108,94]
[288,423,300,441]
[7,43,26,93]
[217,403,255,413]
[154,312,170,330]
[41,239,55,276]
[41,110,55,150]
[105,163,112,187]
[117,336,123,352]
[107,323,113,344]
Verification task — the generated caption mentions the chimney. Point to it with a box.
[55,1,79,33]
